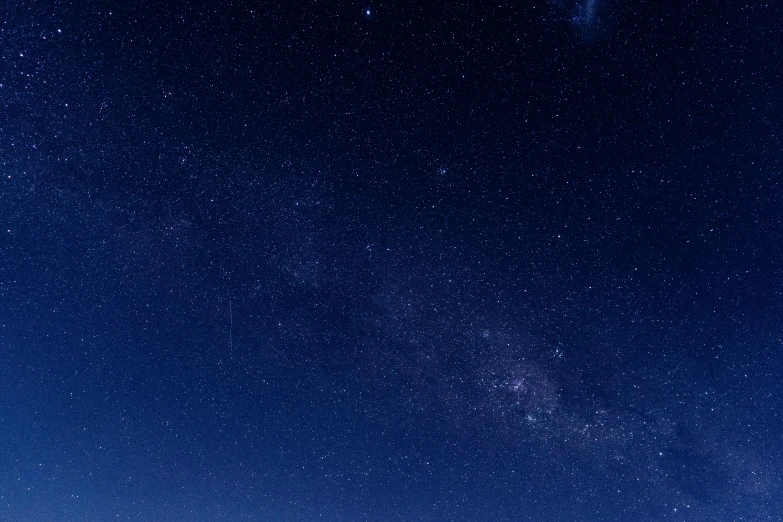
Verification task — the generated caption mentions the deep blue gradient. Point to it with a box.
[2,1,782,520]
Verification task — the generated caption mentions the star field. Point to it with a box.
[1,1,782,521]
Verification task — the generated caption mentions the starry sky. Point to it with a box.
[2,1,782,520]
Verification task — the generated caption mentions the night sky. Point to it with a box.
[2,1,782,520]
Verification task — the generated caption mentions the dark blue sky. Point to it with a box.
[2,1,782,520]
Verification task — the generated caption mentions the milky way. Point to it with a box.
[3,1,781,520]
